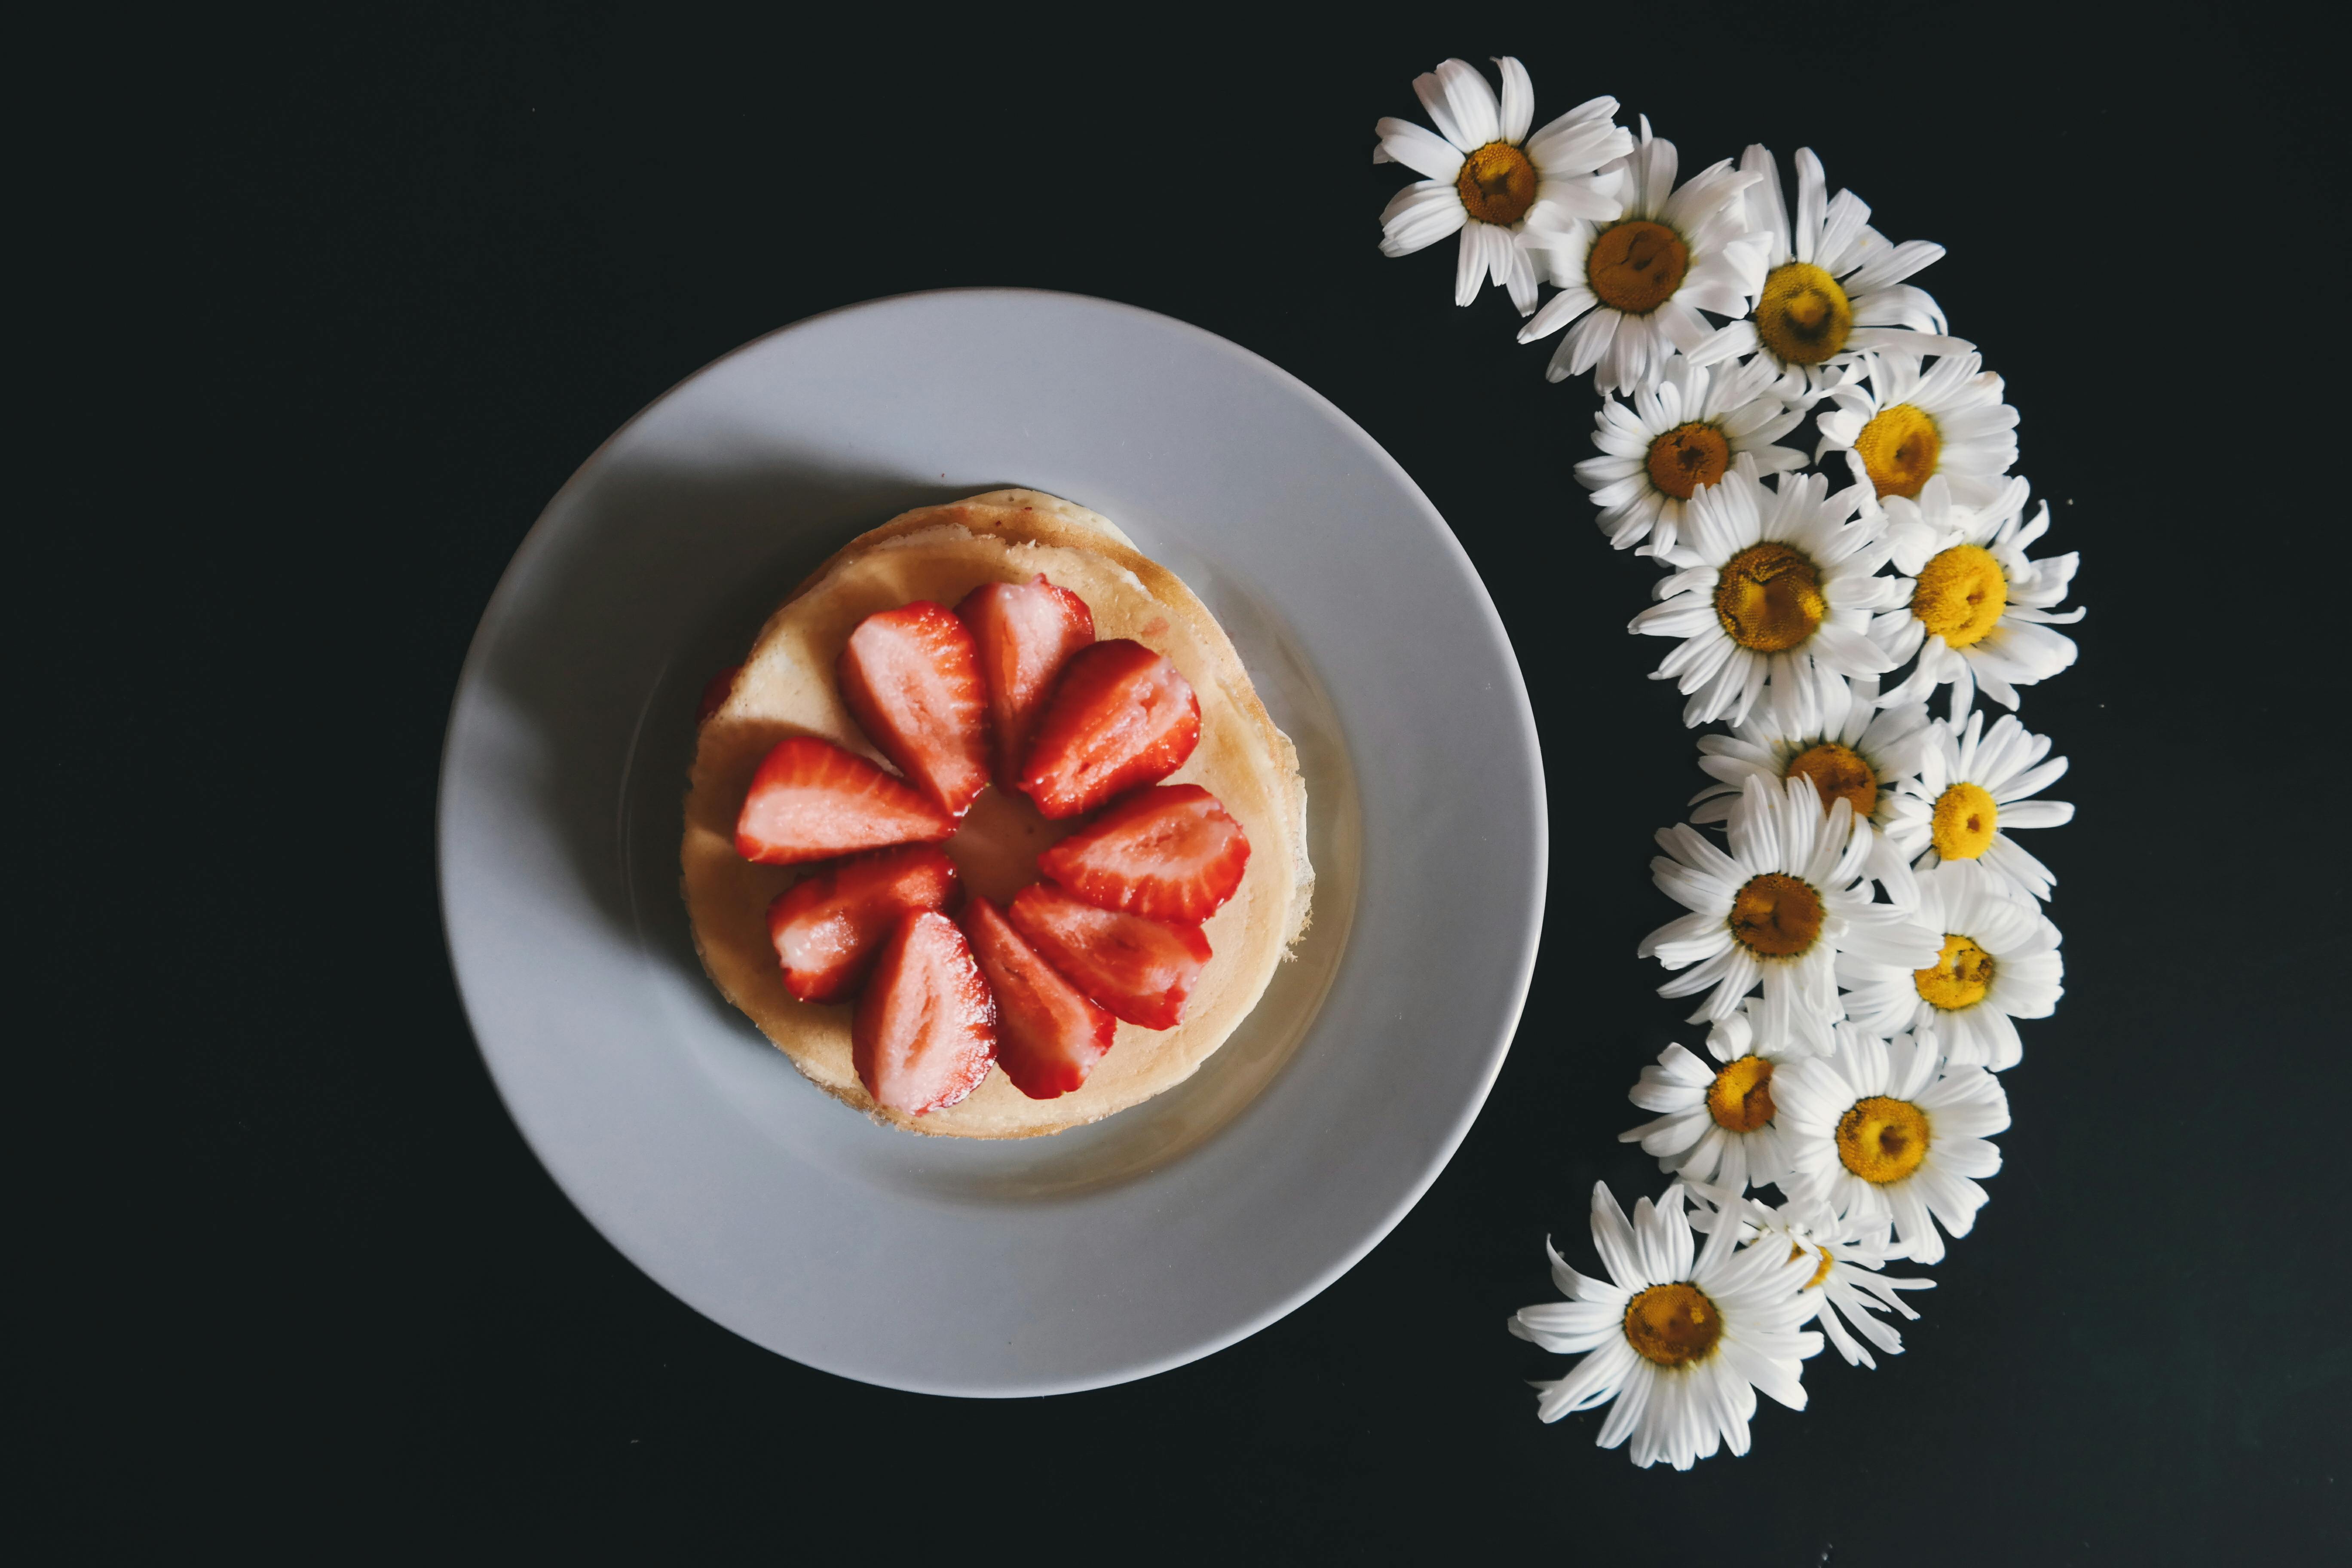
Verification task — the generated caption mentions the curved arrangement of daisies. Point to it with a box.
[1375,57,2081,1470]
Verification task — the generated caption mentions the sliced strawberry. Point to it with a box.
[962,894,1116,1099]
[1037,783,1251,923]
[767,845,961,1003]
[852,909,997,1115]
[1006,883,1210,1031]
[734,736,956,865]
[836,601,992,817]
[1016,640,1201,819]
[955,576,1096,787]
[696,665,743,723]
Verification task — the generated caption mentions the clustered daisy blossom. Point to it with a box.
[1375,58,1633,313]
[1883,703,2073,901]
[1574,355,1805,557]
[1641,774,1937,1053]
[1631,463,1902,733]
[1618,1000,1801,1193]
[1838,861,2062,1070]
[1510,1182,1820,1469]
[1688,146,1973,395]
[1372,61,2084,1466]
[1869,475,2082,715]
[1517,119,1766,394]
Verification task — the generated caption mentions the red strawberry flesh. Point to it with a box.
[962,894,1117,1099]
[1037,783,1250,923]
[852,910,998,1115]
[1017,639,1201,820]
[837,601,992,816]
[955,576,1096,788]
[767,845,961,1003]
[733,736,956,866]
[1006,882,1210,1031]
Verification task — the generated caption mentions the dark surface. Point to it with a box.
[37,3,2345,1558]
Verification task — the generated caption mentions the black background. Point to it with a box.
[35,3,2347,1559]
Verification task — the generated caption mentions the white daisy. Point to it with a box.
[1690,673,1935,904]
[1838,861,2063,1072]
[1687,146,1974,395]
[1885,703,2074,901]
[1510,1182,1821,1469]
[1619,1000,1806,1194]
[1776,1026,2009,1264]
[1690,1190,1936,1372]
[1641,774,1939,1054]
[1816,349,2019,506]
[1868,475,2083,715]
[1516,118,1767,393]
[1630,463,1905,735]
[1374,59,1632,314]
[1574,355,1806,557]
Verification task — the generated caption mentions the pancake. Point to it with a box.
[682,489,1313,1138]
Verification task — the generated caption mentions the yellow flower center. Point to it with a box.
[1914,933,1995,1011]
[1755,261,1854,366]
[1852,403,1941,499]
[1787,1242,1836,1291]
[1911,543,2008,649]
[1728,872,1825,958]
[1645,422,1730,501]
[1714,541,1825,652]
[1930,779,1999,860]
[1706,1055,1777,1132]
[1455,141,1537,227]
[1786,741,1878,822]
[1836,1095,1931,1184]
[1623,1281,1723,1367]
[1586,219,1690,315]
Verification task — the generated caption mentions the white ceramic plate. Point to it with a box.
[438,290,1545,1396]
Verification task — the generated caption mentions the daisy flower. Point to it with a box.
[1641,774,1939,1054]
[1510,1182,1821,1469]
[1816,349,2018,505]
[1630,463,1905,735]
[1619,1000,1805,1195]
[1574,355,1806,557]
[1690,1190,1936,1371]
[1885,704,2074,901]
[1776,1027,2009,1263]
[1515,119,1767,393]
[1374,59,1632,314]
[1868,476,2083,715]
[1687,146,1973,394]
[1690,673,1935,903]
[1838,861,2063,1072]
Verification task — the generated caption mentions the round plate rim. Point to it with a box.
[435,288,1547,1395]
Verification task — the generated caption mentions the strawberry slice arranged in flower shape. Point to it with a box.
[731,576,1253,1112]
[957,576,1096,789]
[852,910,997,1115]
[837,601,992,817]
[1038,783,1250,923]
[1007,882,1211,1031]
[768,844,961,1003]
[734,736,957,865]
[1017,639,1201,820]
[962,894,1117,1099]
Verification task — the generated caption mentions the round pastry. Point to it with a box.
[682,488,1313,1139]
